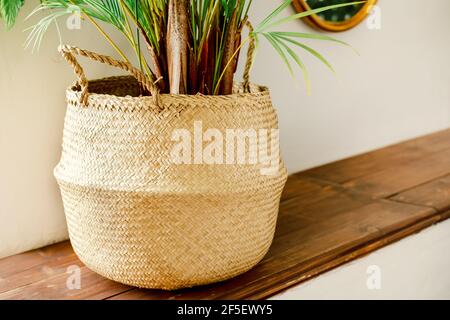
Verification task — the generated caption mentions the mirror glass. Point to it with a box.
[306,0,364,23]
[293,0,377,32]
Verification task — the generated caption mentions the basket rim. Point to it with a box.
[66,75,271,107]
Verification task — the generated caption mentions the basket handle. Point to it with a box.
[60,22,255,102]
[58,45,160,106]
[242,21,256,93]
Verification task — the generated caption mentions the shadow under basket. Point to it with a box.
[54,46,287,290]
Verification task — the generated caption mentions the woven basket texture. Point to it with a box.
[55,76,288,290]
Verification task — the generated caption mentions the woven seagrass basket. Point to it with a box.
[54,42,287,290]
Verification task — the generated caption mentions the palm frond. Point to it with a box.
[269,31,354,51]
[0,0,25,29]
[263,32,294,77]
[272,33,335,73]
[248,1,362,93]
[255,0,291,33]
[23,0,359,96]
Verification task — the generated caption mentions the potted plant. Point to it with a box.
[6,0,359,290]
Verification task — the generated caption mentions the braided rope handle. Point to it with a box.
[242,21,256,93]
[58,45,160,106]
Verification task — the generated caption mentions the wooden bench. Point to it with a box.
[1,129,450,300]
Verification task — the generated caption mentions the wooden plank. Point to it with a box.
[109,200,436,300]
[280,175,328,201]
[243,210,450,300]
[342,148,450,198]
[276,183,372,237]
[301,129,450,184]
[0,241,74,279]
[0,241,132,299]
[0,249,78,294]
[390,175,450,211]
[1,130,450,300]
[0,265,131,300]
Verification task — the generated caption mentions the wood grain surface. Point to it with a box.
[1,129,450,300]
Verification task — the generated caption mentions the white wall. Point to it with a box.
[248,0,450,172]
[272,219,450,300]
[1,0,450,258]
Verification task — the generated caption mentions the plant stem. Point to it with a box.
[214,35,250,95]
[119,0,156,83]
[167,0,189,94]
[219,3,239,95]
[86,15,130,63]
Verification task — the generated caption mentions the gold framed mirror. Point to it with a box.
[293,0,378,32]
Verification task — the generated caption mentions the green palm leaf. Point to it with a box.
[265,33,311,94]
[0,0,25,29]
[269,31,353,50]
[278,39,311,94]
[272,33,335,73]
[255,0,291,32]
[263,33,293,77]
